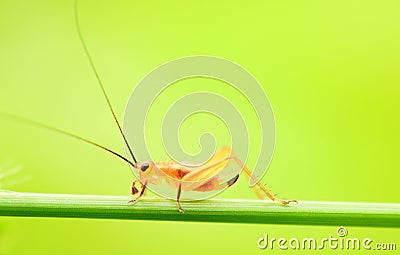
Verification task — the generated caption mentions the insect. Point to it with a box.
[131,146,297,213]
[1,0,297,213]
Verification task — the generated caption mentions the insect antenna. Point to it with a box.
[0,112,136,168]
[74,0,138,164]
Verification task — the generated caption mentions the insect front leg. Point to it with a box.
[128,180,147,205]
[130,179,140,195]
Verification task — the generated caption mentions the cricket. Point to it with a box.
[1,0,297,213]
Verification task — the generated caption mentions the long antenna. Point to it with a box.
[0,112,136,168]
[74,0,138,164]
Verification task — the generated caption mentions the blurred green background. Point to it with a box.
[0,0,399,254]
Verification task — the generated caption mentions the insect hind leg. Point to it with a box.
[230,155,297,205]
[212,147,296,204]
[193,173,239,192]
[227,174,239,187]
[214,173,240,189]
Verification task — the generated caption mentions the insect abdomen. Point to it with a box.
[156,162,190,180]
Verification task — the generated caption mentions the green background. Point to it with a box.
[0,0,399,254]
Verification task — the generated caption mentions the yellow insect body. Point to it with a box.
[130,147,296,213]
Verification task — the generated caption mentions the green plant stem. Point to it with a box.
[0,192,399,227]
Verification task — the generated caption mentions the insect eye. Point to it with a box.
[140,163,149,172]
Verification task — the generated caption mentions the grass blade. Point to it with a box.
[0,192,399,227]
